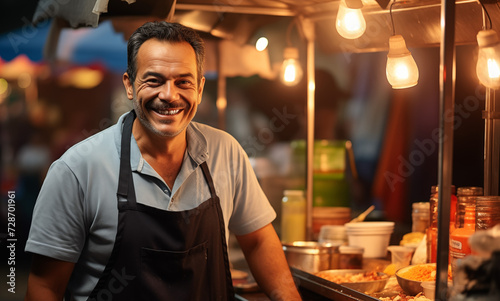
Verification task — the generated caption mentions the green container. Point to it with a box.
[291,140,351,207]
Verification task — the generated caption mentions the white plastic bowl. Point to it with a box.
[345,222,394,258]
[345,221,395,230]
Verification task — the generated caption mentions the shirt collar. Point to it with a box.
[114,113,209,171]
[186,122,209,165]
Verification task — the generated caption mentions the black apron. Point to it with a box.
[86,111,235,301]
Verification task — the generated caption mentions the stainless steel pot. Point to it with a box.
[282,241,340,274]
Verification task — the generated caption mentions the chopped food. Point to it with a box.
[315,270,388,283]
[379,292,431,301]
[398,264,452,282]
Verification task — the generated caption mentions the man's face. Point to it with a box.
[123,39,205,138]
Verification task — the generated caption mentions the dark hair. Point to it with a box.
[126,21,205,84]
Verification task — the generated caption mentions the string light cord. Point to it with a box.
[390,0,397,36]
[285,18,299,47]
[478,0,493,30]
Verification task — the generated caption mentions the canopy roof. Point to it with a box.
[3,0,500,54]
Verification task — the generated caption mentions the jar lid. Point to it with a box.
[457,187,484,196]
[431,185,456,194]
[412,202,430,210]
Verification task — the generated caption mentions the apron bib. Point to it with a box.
[86,111,235,301]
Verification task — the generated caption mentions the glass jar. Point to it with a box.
[281,190,306,243]
[475,196,500,230]
[427,185,456,263]
[339,245,363,269]
[456,187,483,229]
[412,202,430,233]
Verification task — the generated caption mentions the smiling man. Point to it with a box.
[24,22,301,301]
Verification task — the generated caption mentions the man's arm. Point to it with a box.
[25,254,75,301]
[236,223,302,301]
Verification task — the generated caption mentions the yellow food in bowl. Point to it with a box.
[398,264,452,282]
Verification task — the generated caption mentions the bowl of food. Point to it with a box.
[395,263,452,296]
[315,269,390,294]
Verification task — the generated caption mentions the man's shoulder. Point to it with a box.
[58,123,119,169]
[190,122,239,146]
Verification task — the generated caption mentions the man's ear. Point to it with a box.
[197,76,206,104]
[123,73,134,100]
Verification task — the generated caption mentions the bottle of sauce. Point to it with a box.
[412,202,430,233]
[449,206,476,274]
[281,190,306,243]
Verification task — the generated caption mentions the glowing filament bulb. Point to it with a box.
[255,37,268,51]
[386,35,419,89]
[284,63,297,82]
[280,47,303,86]
[487,59,500,79]
[477,30,500,89]
[395,63,409,80]
[336,0,366,39]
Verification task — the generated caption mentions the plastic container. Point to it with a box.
[421,281,435,300]
[281,190,306,243]
[387,245,415,269]
[290,140,351,208]
[318,225,347,244]
[345,222,395,258]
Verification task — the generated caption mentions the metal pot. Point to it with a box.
[282,241,340,274]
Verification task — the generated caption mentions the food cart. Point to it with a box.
[2,0,500,300]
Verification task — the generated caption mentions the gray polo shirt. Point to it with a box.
[25,112,276,300]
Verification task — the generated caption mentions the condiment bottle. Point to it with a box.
[426,185,457,263]
[281,190,306,243]
[456,187,483,229]
[412,202,430,233]
[450,206,476,275]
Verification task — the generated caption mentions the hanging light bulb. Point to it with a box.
[476,29,500,89]
[280,47,303,86]
[255,37,269,51]
[336,0,366,40]
[386,35,419,89]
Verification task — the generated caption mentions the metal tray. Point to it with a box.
[291,267,380,301]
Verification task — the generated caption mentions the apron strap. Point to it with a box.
[199,162,217,200]
[117,110,137,207]
[89,111,137,300]
[199,161,235,298]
